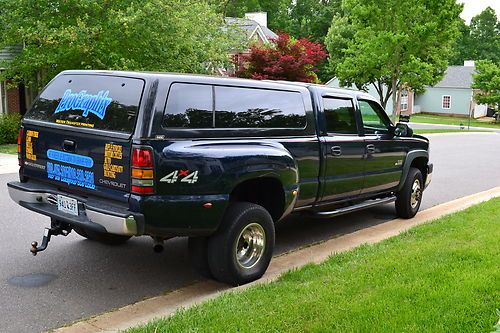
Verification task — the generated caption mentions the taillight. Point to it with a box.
[131,146,154,195]
[17,128,23,166]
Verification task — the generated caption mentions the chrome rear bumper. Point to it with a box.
[7,181,142,236]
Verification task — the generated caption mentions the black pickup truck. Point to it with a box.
[8,70,432,286]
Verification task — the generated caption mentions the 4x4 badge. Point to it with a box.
[160,170,199,184]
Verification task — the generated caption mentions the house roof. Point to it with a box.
[0,44,22,61]
[434,66,475,89]
[225,17,278,43]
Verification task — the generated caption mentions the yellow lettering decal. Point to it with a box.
[103,144,124,179]
[25,130,39,161]
[55,119,95,128]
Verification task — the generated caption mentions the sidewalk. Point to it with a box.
[0,153,19,175]
[408,121,500,133]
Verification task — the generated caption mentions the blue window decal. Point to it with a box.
[47,162,95,189]
[54,89,112,120]
[47,149,94,168]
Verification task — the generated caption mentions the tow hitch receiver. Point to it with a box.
[30,221,72,256]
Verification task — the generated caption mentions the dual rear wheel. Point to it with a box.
[189,202,275,286]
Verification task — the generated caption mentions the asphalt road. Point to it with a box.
[1,132,499,333]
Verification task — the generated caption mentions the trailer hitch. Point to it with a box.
[30,220,72,256]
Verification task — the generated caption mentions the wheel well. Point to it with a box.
[229,178,285,222]
[410,157,428,183]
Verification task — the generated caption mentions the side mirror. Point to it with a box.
[393,123,413,137]
[399,114,411,123]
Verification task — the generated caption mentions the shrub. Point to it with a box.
[234,33,328,83]
[0,113,21,145]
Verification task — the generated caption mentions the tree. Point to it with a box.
[211,0,341,82]
[449,20,473,65]
[0,0,240,87]
[450,7,500,65]
[234,33,327,83]
[325,0,463,121]
[472,60,500,115]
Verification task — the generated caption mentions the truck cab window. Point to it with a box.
[323,97,358,134]
[359,100,391,135]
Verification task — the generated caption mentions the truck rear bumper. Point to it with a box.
[7,181,143,236]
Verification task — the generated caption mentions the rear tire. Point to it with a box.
[207,202,275,286]
[73,227,131,245]
[188,237,213,279]
[396,167,423,218]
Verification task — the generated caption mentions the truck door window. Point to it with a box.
[359,100,391,134]
[163,83,213,128]
[323,97,358,134]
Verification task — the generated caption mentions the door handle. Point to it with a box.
[331,146,342,156]
[63,140,76,152]
[366,144,376,154]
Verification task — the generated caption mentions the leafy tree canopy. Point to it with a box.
[0,0,241,87]
[472,60,500,112]
[212,0,340,82]
[325,0,463,119]
[234,33,327,82]
[450,7,500,65]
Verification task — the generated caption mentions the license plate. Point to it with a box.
[57,195,78,216]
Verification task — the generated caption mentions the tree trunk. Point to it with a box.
[391,77,399,124]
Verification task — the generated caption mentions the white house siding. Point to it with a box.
[414,87,473,116]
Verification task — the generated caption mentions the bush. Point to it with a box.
[0,113,21,145]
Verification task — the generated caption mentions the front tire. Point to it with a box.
[73,226,131,245]
[396,167,423,218]
[207,202,275,286]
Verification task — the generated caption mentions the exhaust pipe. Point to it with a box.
[152,238,164,253]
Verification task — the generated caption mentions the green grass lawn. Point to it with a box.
[413,129,489,134]
[411,113,500,129]
[0,144,17,154]
[128,198,500,333]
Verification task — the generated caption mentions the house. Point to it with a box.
[220,12,278,76]
[325,78,414,116]
[414,61,487,118]
[225,12,277,46]
[0,44,28,115]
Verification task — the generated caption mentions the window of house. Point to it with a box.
[214,86,306,128]
[400,90,409,111]
[442,95,451,109]
[322,97,358,134]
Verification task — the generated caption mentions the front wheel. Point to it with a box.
[395,167,423,218]
[207,202,275,286]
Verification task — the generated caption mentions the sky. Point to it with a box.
[458,0,500,23]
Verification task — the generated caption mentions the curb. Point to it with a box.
[52,186,500,333]
[420,132,499,137]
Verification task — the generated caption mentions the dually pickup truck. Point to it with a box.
[8,70,432,286]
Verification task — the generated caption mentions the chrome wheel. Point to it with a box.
[235,223,266,269]
[410,179,422,209]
